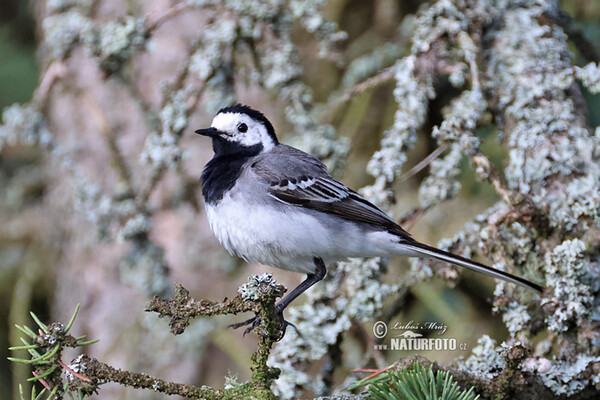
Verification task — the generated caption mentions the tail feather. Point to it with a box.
[403,241,543,292]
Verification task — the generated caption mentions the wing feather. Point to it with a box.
[251,145,412,239]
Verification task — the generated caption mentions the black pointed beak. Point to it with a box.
[195,127,219,138]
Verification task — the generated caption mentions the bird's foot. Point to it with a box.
[228,315,262,337]
[228,309,297,341]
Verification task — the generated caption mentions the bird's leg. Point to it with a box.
[275,257,327,313]
[229,257,327,340]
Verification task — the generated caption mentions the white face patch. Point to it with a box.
[211,112,276,151]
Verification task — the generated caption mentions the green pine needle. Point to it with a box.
[15,324,37,339]
[77,339,99,346]
[367,362,480,400]
[7,356,52,365]
[33,386,45,400]
[348,371,390,391]
[27,366,58,382]
[40,344,60,361]
[65,304,80,334]
[9,344,39,351]
[20,338,42,358]
[19,384,49,400]
[48,386,59,399]
[29,312,49,334]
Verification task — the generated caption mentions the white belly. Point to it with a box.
[205,192,411,274]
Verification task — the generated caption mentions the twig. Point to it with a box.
[80,92,135,196]
[145,2,192,33]
[400,143,449,182]
[470,151,516,206]
[145,283,256,335]
[399,207,428,231]
[32,61,67,107]
[31,372,51,391]
[58,360,91,382]
[146,281,285,393]
[334,68,395,108]
[70,355,225,399]
[352,365,392,383]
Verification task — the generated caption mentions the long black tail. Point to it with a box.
[404,241,543,292]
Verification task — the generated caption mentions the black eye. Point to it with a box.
[237,123,248,133]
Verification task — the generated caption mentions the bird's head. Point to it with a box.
[196,104,279,155]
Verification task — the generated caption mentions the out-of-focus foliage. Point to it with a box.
[1,0,600,399]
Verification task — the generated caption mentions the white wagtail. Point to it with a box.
[196,104,542,336]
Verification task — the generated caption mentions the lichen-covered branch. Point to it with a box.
[11,276,286,399]
[68,355,225,399]
[147,274,286,394]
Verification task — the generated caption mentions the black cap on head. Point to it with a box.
[217,104,279,144]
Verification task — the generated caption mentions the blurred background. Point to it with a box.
[0,0,599,399]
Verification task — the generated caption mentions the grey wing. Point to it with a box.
[251,145,412,238]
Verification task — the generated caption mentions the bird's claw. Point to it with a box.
[228,311,298,341]
[228,315,263,337]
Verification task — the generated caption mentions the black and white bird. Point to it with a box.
[196,104,542,336]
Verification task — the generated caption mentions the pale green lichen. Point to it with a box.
[486,4,600,233]
[257,24,348,173]
[475,6,599,396]
[532,355,600,396]
[418,144,462,208]
[0,103,54,151]
[431,90,484,147]
[139,132,182,170]
[288,0,346,57]
[340,43,404,89]
[262,41,303,90]
[458,335,505,380]
[188,17,238,114]
[499,302,531,337]
[42,9,92,59]
[418,89,485,209]
[189,19,238,81]
[117,214,151,241]
[160,90,189,136]
[575,62,600,94]
[119,240,172,297]
[140,89,189,169]
[366,56,433,186]
[219,0,282,20]
[282,82,349,174]
[72,175,116,242]
[204,72,236,115]
[541,239,592,333]
[223,373,242,390]
[360,55,434,211]
[410,0,470,54]
[85,16,148,75]
[494,221,536,266]
[238,273,278,301]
